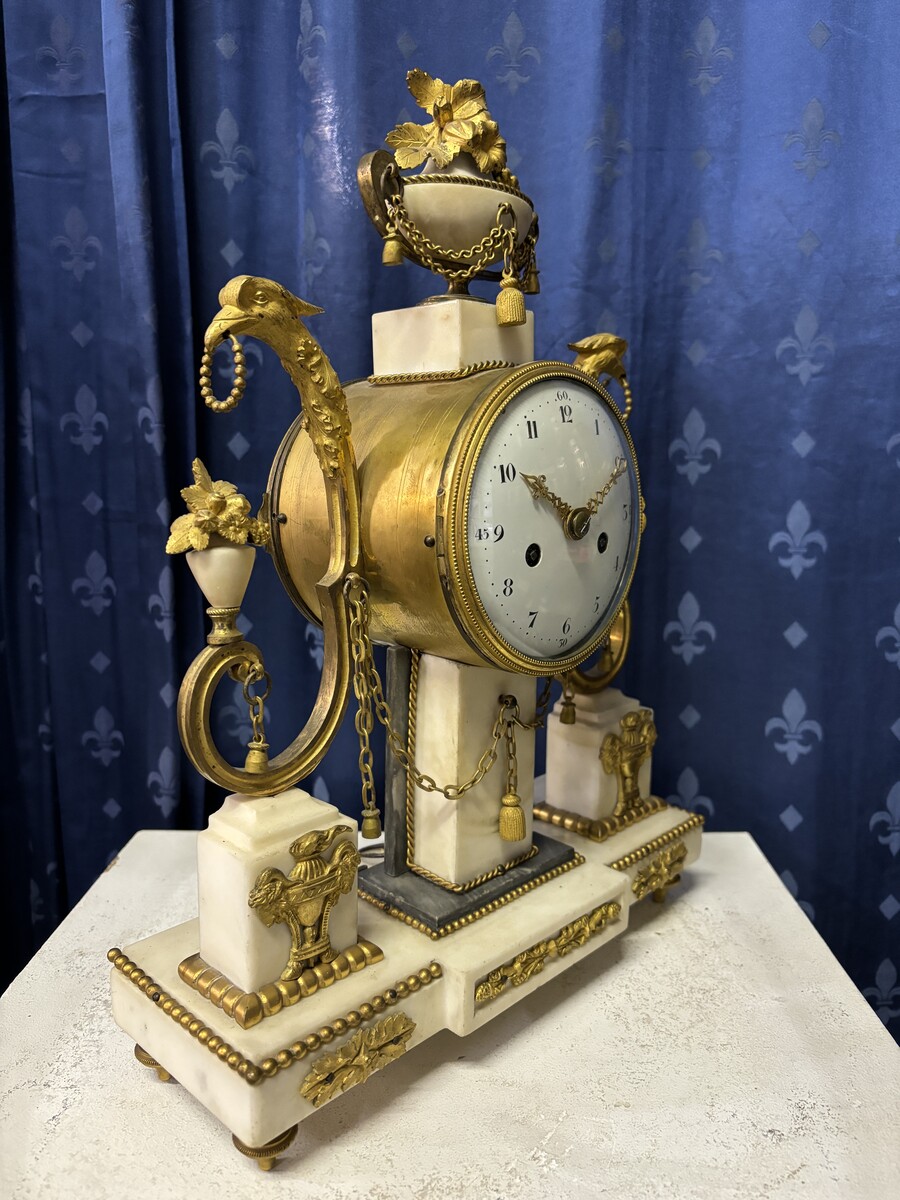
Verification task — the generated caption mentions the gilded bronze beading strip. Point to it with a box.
[108,947,441,1086]
[368,360,515,386]
[358,852,586,939]
[607,813,705,872]
[474,900,621,1006]
[403,647,538,893]
[406,844,539,892]
[177,939,384,1029]
[532,795,668,843]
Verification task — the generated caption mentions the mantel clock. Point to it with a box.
[270,359,641,674]
[108,68,702,1169]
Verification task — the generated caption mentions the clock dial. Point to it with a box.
[463,369,639,665]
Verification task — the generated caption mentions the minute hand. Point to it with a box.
[585,457,628,516]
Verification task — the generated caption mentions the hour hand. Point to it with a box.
[520,472,572,524]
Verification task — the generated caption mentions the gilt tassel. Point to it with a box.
[382,225,405,266]
[499,791,526,842]
[496,278,526,327]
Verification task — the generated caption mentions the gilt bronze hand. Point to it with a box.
[521,457,628,542]
[521,471,592,540]
[520,471,573,523]
[584,456,627,516]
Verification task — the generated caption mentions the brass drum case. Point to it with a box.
[268,368,509,668]
[268,363,640,672]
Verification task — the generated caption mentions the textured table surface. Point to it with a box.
[1,829,897,1199]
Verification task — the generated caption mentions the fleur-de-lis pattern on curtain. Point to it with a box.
[0,3,897,1039]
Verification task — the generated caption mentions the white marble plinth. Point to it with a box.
[545,688,652,821]
[109,805,695,1148]
[8,825,898,1198]
[197,789,358,995]
[410,654,536,885]
[371,297,534,376]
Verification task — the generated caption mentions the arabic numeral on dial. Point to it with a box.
[593,595,601,613]
[502,578,514,596]
[562,618,571,635]
[615,554,619,571]
[623,503,629,521]
[595,418,601,434]
[528,610,538,628]
[559,403,573,424]
[526,418,538,439]
[498,462,517,484]
[476,523,504,542]
[558,637,569,648]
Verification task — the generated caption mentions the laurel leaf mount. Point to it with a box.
[299,1012,416,1108]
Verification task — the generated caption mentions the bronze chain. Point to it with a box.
[385,195,535,288]
[344,575,553,815]
[239,662,271,748]
[385,195,516,284]
[503,713,518,797]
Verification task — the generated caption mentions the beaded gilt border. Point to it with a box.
[607,813,705,872]
[108,947,442,1087]
[177,938,384,1029]
[532,796,668,843]
[403,648,538,893]
[358,851,585,940]
[368,360,515,386]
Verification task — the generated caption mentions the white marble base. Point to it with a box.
[14,827,898,1198]
[197,789,358,995]
[545,688,652,821]
[109,805,700,1149]
[371,297,534,376]
[410,655,535,885]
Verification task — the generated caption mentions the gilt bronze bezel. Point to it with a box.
[440,361,642,676]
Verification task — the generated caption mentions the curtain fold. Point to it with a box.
[2,2,897,1039]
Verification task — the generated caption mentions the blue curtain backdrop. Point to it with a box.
[1,2,898,1036]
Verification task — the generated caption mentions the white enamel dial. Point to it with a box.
[465,372,639,664]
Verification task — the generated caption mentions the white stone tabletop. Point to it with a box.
[1,829,897,1199]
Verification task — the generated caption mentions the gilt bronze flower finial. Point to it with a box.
[165,458,269,554]
[385,69,516,185]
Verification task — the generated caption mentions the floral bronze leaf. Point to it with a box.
[470,121,507,174]
[386,70,505,176]
[166,456,269,554]
[405,70,488,125]
[386,121,442,170]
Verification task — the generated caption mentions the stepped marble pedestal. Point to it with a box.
[108,801,702,1152]
[7,829,896,1198]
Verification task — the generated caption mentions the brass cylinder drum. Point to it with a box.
[268,368,512,667]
